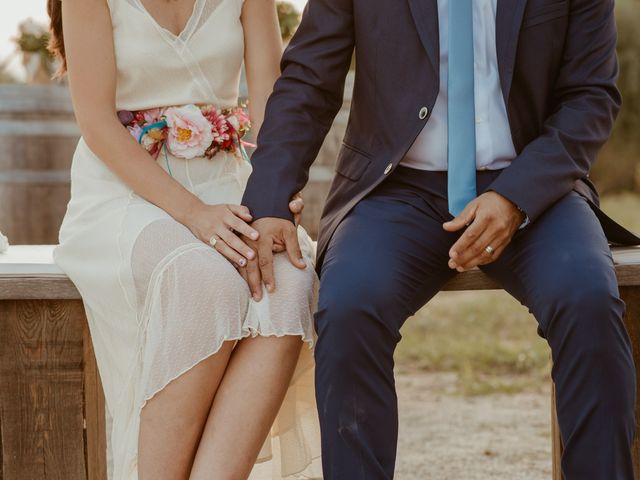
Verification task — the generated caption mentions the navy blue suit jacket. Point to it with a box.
[242,0,640,267]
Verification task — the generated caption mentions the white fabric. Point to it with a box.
[0,231,9,253]
[0,245,66,277]
[54,1,322,478]
[403,0,517,171]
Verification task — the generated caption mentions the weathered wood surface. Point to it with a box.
[622,285,640,480]
[0,299,106,480]
[0,277,81,301]
[3,246,637,299]
[83,322,107,480]
[551,383,563,480]
[0,85,80,245]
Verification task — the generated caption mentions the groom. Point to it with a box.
[242,0,640,478]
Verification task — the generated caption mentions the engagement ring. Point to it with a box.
[485,245,495,256]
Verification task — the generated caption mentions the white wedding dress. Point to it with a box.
[54,0,321,479]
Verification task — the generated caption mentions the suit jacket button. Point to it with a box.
[384,163,393,175]
[419,107,429,120]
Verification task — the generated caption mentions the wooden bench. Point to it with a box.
[1,245,639,479]
[0,246,106,480]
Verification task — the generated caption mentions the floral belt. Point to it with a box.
[117,104,253,163]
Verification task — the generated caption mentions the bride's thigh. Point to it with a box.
[265,254,318,323]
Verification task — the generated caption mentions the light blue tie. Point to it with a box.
[447,0,477,216]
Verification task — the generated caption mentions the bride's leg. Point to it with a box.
[189,335,303,480]
[138,342,234,480]
[132,220,256,480]
[190,254,317,479]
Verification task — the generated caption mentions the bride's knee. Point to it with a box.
[271,254,317,300]
[168,249,250,311]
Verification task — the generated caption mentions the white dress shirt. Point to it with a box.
[402,0,517,171]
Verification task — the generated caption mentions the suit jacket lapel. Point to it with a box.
[496,0,528,103]
[407,0,440,77]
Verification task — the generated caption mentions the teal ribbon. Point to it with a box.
[236,138,252,165]
[138,120,167,143]
[138,120,172,177]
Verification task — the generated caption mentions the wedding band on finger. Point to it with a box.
[485,245,495,256]
[209,235,218,248]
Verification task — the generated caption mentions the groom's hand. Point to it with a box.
[443,192,525,272]
[243,217,306,301]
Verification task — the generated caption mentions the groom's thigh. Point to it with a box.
[480,193,636,478]
[480,191,623,339]
[317,190,458,349]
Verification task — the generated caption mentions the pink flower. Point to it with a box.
[165,105,213,159]
[127,124,144,142]
[143,108,164,124]
[202,106,230,146]
[227,114,241,132]
[234,108,251,129]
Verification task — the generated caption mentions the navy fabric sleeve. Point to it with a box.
[489,0,621,222]
[241,0,355,222]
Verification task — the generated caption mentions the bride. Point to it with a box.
[49,0,321,478]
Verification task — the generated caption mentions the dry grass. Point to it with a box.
[601,192,640,232]
[395,192,640,396]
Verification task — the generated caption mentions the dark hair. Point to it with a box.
[47,0,66,77]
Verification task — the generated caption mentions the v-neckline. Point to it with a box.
[137,0,200,39]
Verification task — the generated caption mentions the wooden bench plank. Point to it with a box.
[0,277,81,300]
[623,286,640,480]
[0,300,88,479]
[1,246,638,299]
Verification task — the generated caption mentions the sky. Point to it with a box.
[0,0,309,80]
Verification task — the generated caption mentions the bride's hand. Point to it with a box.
[290,193,304,227]
[183,202,259,267]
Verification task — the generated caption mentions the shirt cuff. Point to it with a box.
[518,208,530,230]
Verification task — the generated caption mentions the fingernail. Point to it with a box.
[238,259,246,266]
[449,261,457,268]
[457,267,465,272]
[251,232,258,240]
[267,284,274,293]
[451,251,458,258]
[246,251,254,259]
[253,293,261,301]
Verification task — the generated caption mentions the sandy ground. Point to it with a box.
[396,372,552,480]
[251,371,553,480]
[110,371,553,480]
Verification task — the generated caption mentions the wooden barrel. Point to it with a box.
[300,72,355,239]
[0,85,80,245]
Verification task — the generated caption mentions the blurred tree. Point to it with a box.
[587,0,640,193]
[14,19,56,84]
[277,2,301,42]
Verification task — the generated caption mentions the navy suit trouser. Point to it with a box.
[315,166,636,480]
